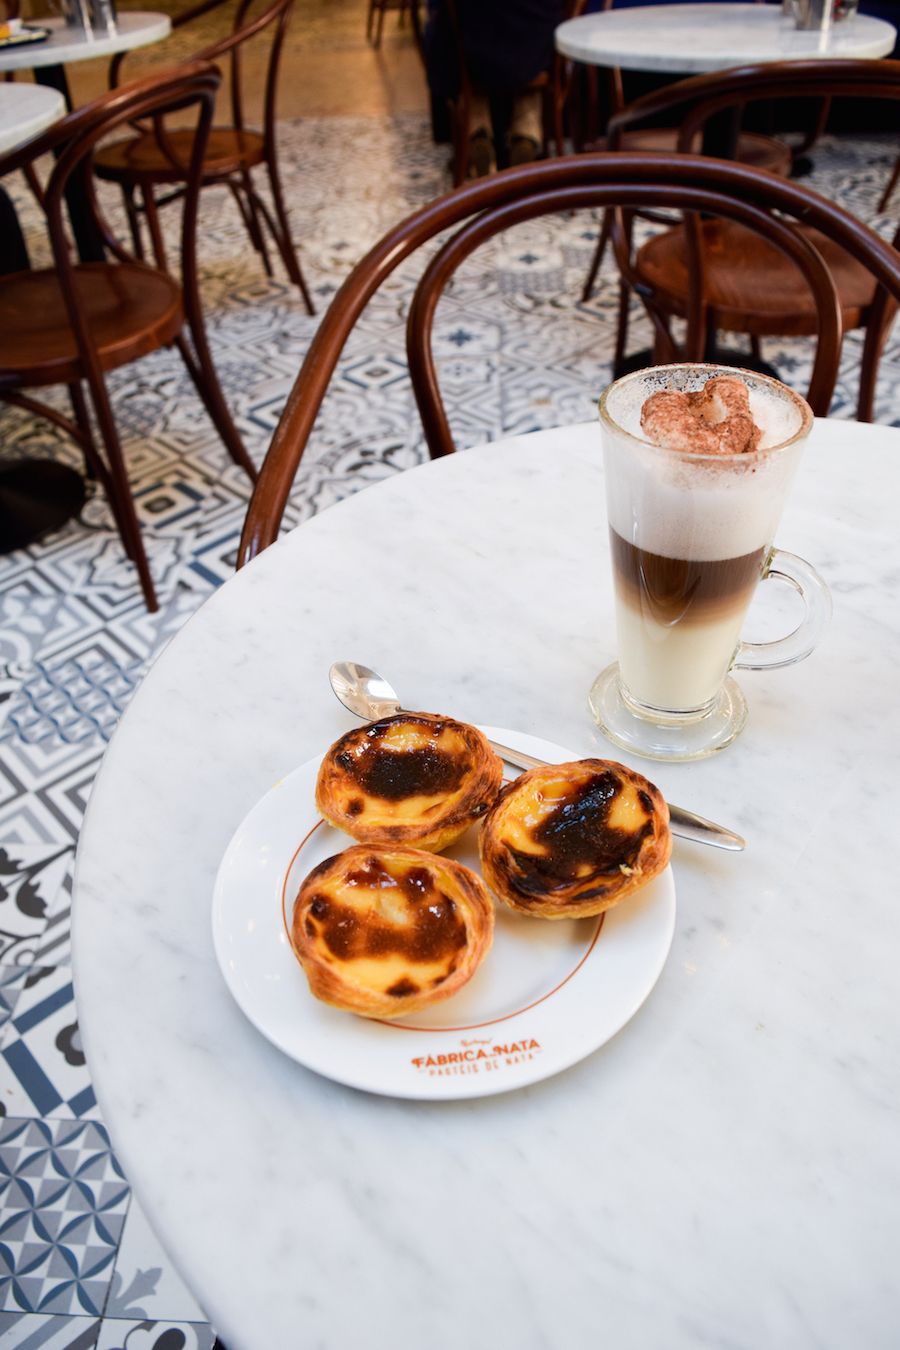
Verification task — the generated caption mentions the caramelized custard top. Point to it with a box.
[303,854,468,965]
[337,718,468,801]
[489,762,659,903]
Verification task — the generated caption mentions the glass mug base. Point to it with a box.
[588,664,749,762]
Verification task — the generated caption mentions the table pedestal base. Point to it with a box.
[614,346,781,383]
[0,459,86,553]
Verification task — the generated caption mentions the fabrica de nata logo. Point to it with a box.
[411,1036,542,1077]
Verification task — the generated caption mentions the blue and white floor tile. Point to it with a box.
[0,1118,128,1315]
[0,112,897,1346]
[104,1197,206,1328]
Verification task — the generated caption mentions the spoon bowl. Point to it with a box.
[329,661,401,721]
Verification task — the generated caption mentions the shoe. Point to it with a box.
[466,128,496,178]
[509,134,540,167]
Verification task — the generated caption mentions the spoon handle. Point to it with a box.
[485,735,746,853]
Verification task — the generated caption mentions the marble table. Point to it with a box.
[555,2,896,72]
[0,81,65,153]
[0,11,171,75]
[73,416,900,1349]
[0,11,171,263]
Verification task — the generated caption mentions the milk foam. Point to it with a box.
[602,367,809,561]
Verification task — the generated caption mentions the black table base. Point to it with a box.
[613,345,781,383]
[0,459,86,553]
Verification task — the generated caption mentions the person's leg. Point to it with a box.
[467,90,496,176]
[509,89,543,165]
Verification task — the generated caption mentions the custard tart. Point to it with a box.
[479,759,671,919]
[315,713,503,852]
[291,844,494,1018]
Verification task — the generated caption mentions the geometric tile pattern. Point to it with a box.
[0,1119,128,1315]
[1,966,97,1121]
[5,653,145,747]
[0,1312,101,1348]
[0,101,897,1350]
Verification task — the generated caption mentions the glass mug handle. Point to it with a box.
[733,548,832,672]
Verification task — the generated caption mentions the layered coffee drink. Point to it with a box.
[608,529,768,711]
[601,367,812,715]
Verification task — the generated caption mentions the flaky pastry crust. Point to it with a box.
[315,713,503,852]
[479,759,671,919]
[291,844,494,1019]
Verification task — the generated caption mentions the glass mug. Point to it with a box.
[589,364,832,762]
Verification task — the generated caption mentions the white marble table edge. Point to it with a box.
[555,3,897,70]
[0,10,172,71]
[0,81,65,152]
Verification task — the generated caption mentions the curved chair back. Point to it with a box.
[110,0,293,149]
[238,151,900,565]
[605,57,900,151]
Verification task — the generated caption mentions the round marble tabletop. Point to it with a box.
[0,81,65,153]
[0,11,171,73]
[555,3,897,71]
[74,417,900,1349]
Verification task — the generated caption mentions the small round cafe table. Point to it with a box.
[73,417,900,1349]
[0,82,65,154]
[555,2,897,73]
[0,11,172,77]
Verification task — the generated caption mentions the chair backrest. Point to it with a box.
[0,62,220,384]
[605,57,900,150]
[110,0,294,143]
[237,151,900,566]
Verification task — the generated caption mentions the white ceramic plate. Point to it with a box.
[212,727,676,1100]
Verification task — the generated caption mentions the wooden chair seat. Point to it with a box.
[94,127,265,184]
[0,263,183,385]
[635,219,877,336]
[597,128,791,177]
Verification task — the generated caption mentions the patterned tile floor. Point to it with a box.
[0,111,898,1348]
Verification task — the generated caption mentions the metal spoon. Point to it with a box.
[328,661,746,852]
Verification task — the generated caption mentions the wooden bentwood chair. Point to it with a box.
[237,152,900,565]
[93,0,314,314]
[595,59,900,420]
[0,62,256,612]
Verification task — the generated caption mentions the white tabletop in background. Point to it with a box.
[0,11,171,73]
[73,417,900,1350]
[555,3,897,71]
[0,81,64,152]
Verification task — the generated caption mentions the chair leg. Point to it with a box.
[230,178,274,277]
[581,209,612,303]
[85,378,159,611]
[374,0,386,48]
[264,158,316,315]
[142,186,169,273]
[175,330,258,483]
[68,381,99,481]
[878,152,900,213]
[122,184,145,260]
[612,276,632,377]
[857,301,897,423]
